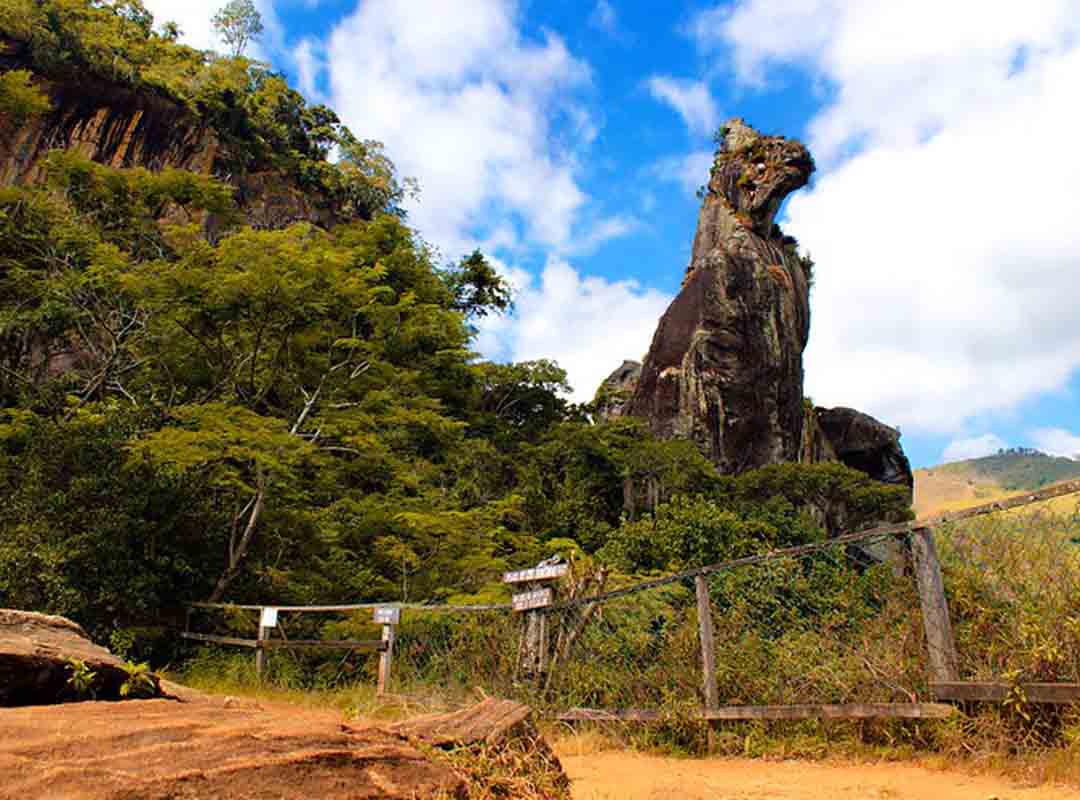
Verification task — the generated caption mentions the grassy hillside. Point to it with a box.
[915,449,1080,517]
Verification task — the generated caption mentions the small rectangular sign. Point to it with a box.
[503,564,568,584]
[260,607,279,629]
[512,588,553,612]
[373,606,401,625]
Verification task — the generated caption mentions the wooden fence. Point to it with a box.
[182,478,1080,715]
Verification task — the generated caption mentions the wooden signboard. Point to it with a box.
[373,606,401,625]
[259,607,279,628]
[503,564,568,584]
[512,588,553,612]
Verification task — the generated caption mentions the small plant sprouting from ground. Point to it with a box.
[120,660,159,698]
[66,658,98,700]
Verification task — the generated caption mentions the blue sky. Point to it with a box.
[145,0,1080,469]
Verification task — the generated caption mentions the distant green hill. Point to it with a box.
[962,448,1080,490]
[915,448,1080,517]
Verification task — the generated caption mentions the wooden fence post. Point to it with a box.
[255,625,271,680]
[374,607,400,697]
[695,575,718,752]
[255,607,278,681]
[521,603,549,680]
[911,527,959,683]
[377,623,395,695]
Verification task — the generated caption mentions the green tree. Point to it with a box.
[0,70,50,127]
[212,0,263,58]
[443,250,512,319]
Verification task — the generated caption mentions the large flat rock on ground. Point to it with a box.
[0,609,132,705]
[0,695,464,799]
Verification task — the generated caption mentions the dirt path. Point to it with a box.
[561,751,1080,800]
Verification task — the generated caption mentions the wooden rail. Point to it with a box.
[179,632,260,648]
[179,631,385,651]
[931,682,1080,704]
[188,601,511,612]
[558,703,957,722]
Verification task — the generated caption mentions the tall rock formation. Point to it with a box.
[612,119,912,494]
[628,119,815,474]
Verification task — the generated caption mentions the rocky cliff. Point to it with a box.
[0,37,340,231]
[606,119,912,494]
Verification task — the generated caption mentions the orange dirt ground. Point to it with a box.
[560,750,1080,800]
[7,692,1080,799]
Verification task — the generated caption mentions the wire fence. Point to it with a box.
[539,528,933,717]
[182,480,1080,716]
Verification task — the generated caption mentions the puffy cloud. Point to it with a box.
[645,77,719,136]
[1029,428,1080,459]
[942,434,1007,463]
[318,0,600,258]
[691,0,1080,435]
[475,259,672,402]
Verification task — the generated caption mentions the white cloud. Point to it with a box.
[691,1,1080,435]
[651,149,713,194]
[942,433,1007,463]
[317,0,601,258]
[645,77,719,136]
[589,0,618,36]
[475,259,672,402]
[291,38,324,99]
[1029,428,1080,459]
[563,215,640,256]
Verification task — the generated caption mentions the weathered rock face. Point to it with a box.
[612,118,912,500]
[628,119,815,473]
[594,359,641,421]
[0,37,340,231]
[813,407,914,492]
[0,695,566,799]
[0,609,154,705]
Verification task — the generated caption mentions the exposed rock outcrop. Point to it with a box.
[594,359,641,421]
[813,407,914,491]
[627,119,815,473]
[610,118,912,499]
[0,37,340,231]
[0,695,568,799]
[0,609,157,705]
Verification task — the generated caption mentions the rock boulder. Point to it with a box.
[0,609,152,705]
[814,406,914,494]
[594,360,641,421]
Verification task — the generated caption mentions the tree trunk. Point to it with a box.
[207,468,266,604]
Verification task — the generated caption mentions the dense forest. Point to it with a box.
[0,0,910,663]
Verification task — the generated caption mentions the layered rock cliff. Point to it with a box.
[0,37,340,231]
[604,119,912,494]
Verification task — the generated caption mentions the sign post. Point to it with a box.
[374,607,400,696]
[505,562,566,684]
[256,607,278,679]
